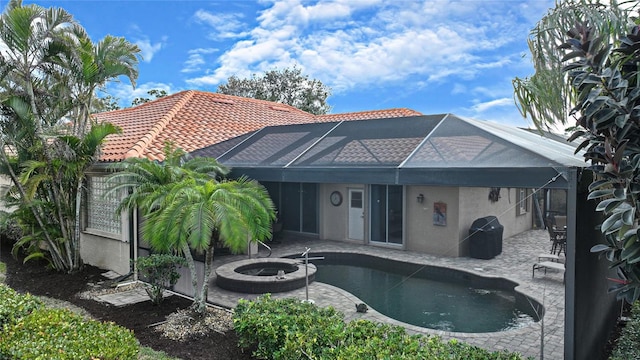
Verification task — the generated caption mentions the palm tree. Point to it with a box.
[108,147,275,314]
[144,177,274,313]
[10,123,120,269]
[0,0,140,272]
[0,0,82,269]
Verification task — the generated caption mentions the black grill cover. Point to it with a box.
[469,216,504,259]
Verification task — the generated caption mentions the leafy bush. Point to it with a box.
[0,308,139,360]
[234,294,345,359]
[0,211,23,243]
[610,302,640,360]
[234,295,528,360]
[136,254,186,305]
[0,284,43,327]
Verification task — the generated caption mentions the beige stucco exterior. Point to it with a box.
[80,215,132,275]
[80,181,535,276]
[320,183,367,245]
[405,186,461,256]
[318,184,533,258]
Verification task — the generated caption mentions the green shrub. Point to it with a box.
[0,308,139,360]
[234,294,345,359]
[0,284,43,327]
[0,211,23,243]
[234,295,529,360]
[610,302,640,360]
[136,254,186,305]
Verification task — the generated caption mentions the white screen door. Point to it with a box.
[348,189,364,240]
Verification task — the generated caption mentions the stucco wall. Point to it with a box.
[80,231,131,275]
[405,186,461,256]
[79,170,133,275]
[319,184,366,243]
[458,187,532,252]
[319,185,533,258]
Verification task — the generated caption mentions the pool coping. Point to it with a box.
[280,249,545,339]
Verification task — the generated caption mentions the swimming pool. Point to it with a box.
[307,252,540,333]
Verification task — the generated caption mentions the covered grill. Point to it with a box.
[468,216,503,259]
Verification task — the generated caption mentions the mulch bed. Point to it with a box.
[0,240,254,360]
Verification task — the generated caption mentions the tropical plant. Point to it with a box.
[560,21,640,303]
[517,0,640,302]
[217,65,332,115]
[135,254,186,305]
[512,0,633,131]
[108,146,275,314]
[0,0,140,272]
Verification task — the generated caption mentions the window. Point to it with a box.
[86,175,121,235]
[516,188,529,216]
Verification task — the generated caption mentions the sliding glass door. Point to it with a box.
[370,185,403,245]
[280,182,318,234]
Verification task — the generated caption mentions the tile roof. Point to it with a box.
[316,108,422,121]
[95,90,422,162]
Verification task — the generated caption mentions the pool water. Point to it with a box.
[314,263,537,333]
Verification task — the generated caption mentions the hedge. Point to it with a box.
[234,294,528,360]
[0,284,43,328]
[0,308,139,360]
[610,301,640,360]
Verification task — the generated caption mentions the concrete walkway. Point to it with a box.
[105,229,563,359]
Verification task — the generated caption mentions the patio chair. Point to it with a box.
[545,218,566,256]
[533,260,565,283]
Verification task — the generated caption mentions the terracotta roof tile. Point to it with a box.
[96,90,422,162]
[316,108,422,122]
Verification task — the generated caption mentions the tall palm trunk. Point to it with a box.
[25,71,78,272]
[181,242,201,307]
[197,245,215,315]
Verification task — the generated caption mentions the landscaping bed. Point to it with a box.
[0,240,253,360]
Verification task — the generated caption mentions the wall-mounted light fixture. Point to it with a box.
[417,194,424,203]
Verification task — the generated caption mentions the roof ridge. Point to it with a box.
[124,90,196,159]
[318,108,421,117]
[194,90,310,113]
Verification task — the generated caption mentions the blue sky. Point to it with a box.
[25,0,555,127]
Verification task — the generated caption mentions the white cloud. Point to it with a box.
[134,36,165,63]
[186,0,553,93]
[471,98,513,113]
[182,48,218,73]
[451,84,466,95]
[193,10,250,40]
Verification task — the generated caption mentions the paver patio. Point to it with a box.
[206,229,564,360]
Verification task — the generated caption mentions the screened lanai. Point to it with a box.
[193,113,585,189]
[191,114,616,359]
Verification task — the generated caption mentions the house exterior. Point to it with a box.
[192,114,583,258]
[81,90,421,274]
[75,90,608,359]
